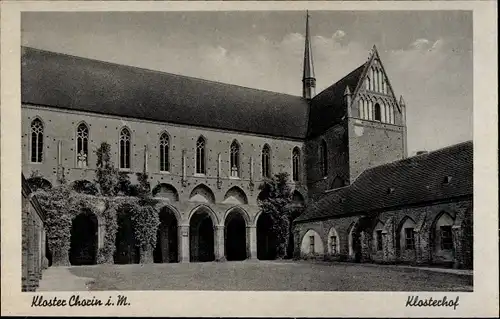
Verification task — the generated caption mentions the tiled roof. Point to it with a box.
[21,47,310,139]
[296,141,473,223]
[307,63,366,137]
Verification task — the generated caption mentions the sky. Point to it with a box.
[21,11,473,155]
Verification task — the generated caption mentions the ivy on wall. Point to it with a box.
[258,172,293,259]
[31,142,160,265]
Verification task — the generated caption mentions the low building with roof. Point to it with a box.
[293,141,473,269]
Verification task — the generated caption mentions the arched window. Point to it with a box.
[119,128,131,169]
[159,132,170,172]
[373,221,385,251]
[359,99,365,119]
[230,140,240,178]
[262,144,271,178]
[292,147,300,182]
[76,123,89,168]
[399,217,416,251]
[30,118,44,163]
[196,136,206,174]
[319,139,328,176]
[374,103,382,121]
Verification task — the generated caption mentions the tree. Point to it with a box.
[258,172,293,259]
[94,142,119,197]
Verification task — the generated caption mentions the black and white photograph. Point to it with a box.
[1,1,498,317]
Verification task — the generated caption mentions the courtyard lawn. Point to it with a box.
[68,260,472,291]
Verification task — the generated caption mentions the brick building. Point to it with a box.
[294,141,473,269]
[22,173,48,291]
[21,15,434,266]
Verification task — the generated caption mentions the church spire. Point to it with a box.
[302,10,316,100]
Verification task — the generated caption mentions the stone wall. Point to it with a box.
[22,105,308,206]
[294,198,473,269]
[22,176,47,292]
[305,123,350,201]
[347,118,405,181]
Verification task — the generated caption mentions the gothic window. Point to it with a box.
[309,235,315,253]
[230,140,240,178]
[159,132,170,172]
[404,228,415,250]
[196,136,206,174]
[330,235,337,254]
[374,103,382,121]
[30,118,44,163]
[76,123,89,168]
[262,144,271,178]
[292,147,300,182]
[376,230,383,251]
[320,139,328,176]
[440,226,453,250]
[359,99,365,119]
[389,104,394,124]
[119,127,131,169]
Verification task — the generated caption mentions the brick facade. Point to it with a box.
[294,198,473,269]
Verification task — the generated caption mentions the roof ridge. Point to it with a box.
[22,45,306,100]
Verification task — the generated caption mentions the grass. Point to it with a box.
[68,260,473,291]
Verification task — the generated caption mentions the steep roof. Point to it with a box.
[307,63,366,137]
[296,141,473,223]
[21,46,310,139]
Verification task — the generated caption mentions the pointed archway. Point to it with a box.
[189,206,216,262]
[224,208,248,261]
[154,206,179,263]
[69,211,98,265]
[256,212,277,260]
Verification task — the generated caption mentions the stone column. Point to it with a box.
[22,205,29,291]
[246,226,257,259]
[27,219,35,291]
[452,225,462,269]
[360,231,371,262]
[140,246,154,264]
[215,225,225,261]
[178,225,190,263]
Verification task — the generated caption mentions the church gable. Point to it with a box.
[351,46,402,124]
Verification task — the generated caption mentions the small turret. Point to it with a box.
[344,85,352,107]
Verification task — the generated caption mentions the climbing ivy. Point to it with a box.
[258,172,293,259]
[34,141,160,265]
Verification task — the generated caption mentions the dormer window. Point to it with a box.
[387,187,395,194]
[443,176,452,184]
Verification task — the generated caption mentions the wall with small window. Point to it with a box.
[305,124,350,200]
[21,105,304,205]
[299,229,324,258]
[294,198,472,268]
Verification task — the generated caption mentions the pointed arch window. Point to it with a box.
[292,147,301,182]
[30,118,44,163]
[119,128,131,169]
[320,139,328,177]
[196,136,206,174]
[262,144,271,178]
[374,103,382,121]
[159,132,170,172]
[230,140,240,177]
[76,123,89,168]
